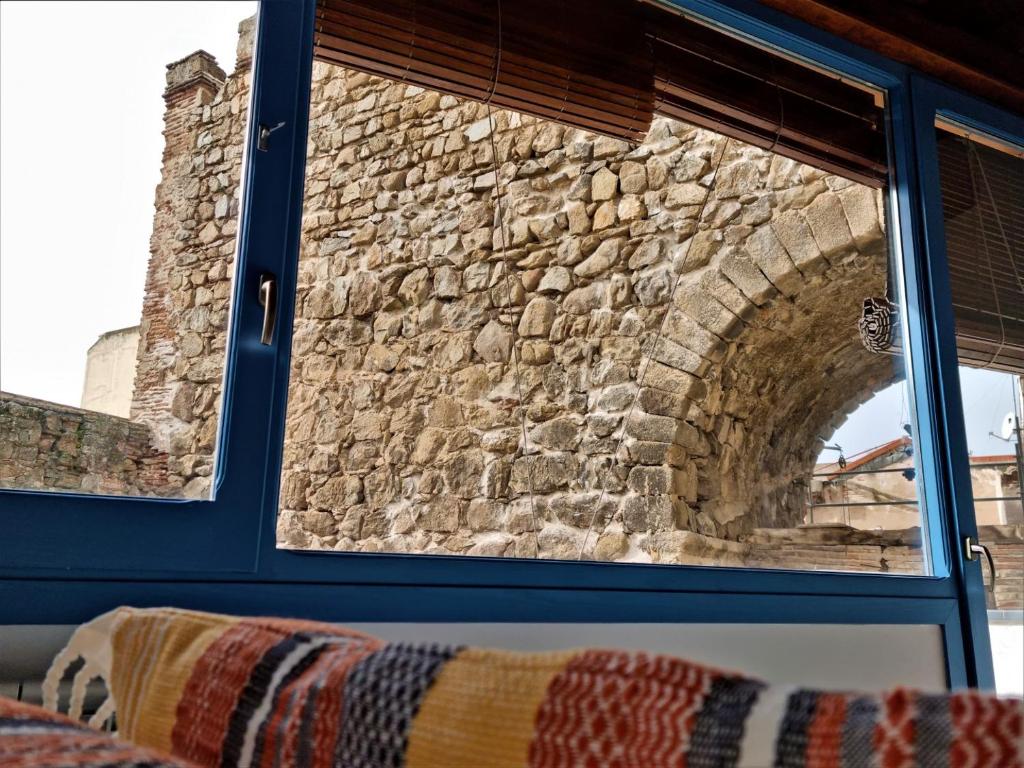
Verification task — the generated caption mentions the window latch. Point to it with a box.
[258,273,278,346]
[257,121,286,151]
[963,536,997,607]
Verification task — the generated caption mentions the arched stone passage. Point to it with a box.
[681,242,899,537]
[590,152,901,555]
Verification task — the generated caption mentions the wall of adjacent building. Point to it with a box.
[80,326,141,418]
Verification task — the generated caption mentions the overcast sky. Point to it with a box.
[0,0,1017,472]
[0,1,253,407]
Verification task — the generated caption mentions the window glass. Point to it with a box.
[0,1,257,498]
[934,122,1024,695]
[270,8,930,573]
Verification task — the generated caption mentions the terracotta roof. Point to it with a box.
[817,442,1017,479]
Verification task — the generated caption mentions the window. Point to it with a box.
[0,1,257,499]
[257,0,930,572]
[934,122,1024,695]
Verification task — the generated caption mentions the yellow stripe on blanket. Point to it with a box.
[109,607,241,753]
[406,648,574,768]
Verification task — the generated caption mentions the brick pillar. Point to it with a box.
[130,52,226,451]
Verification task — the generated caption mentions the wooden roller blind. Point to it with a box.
[313,0,654,142]
[313,0,888,186]
[937,129,1024,374]
[645,5,888,187]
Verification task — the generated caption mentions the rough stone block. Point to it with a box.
[801,191,856,261]
[510,452,576,494]
[574,237,621,278]
[619,160,648,194]
[591,167,618,200]
[743,225,802,297]
[518,296,556,337]
[661,310,726,362]
[771,209,826,274]
[837,185,884,251]
[467,499,504,531]
[672,279,744,341]
[473,320,513,363]
[622,495,677,532]
[718,247,778,306]
[627,465,679,495]
[530,417,582,450]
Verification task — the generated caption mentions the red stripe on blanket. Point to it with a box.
[171,617,371,767]
[529,649,718,768]
[805,692,847,768]
[950,690,1024,768]
[874,688,917,768]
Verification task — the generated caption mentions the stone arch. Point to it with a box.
[615,164,899,551]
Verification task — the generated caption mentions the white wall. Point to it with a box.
[1,623,947,692]
[80,327,139,417]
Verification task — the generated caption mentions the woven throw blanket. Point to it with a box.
[44,607,1023,768]
[0,696,198,768]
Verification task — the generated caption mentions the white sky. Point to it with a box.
[0,0,1016,467]
[826,367,1020,463]
[0,1,254,407]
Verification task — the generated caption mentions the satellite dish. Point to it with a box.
[1001,412,1016,441]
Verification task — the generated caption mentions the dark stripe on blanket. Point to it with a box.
[774,690,820,768]
[249,641,334,768]
[335,643,460,768]
[220,633,327,768]
[914,694,951,768]
[688,676,766,768]
[839,694,880,768]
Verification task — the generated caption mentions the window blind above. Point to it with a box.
[314,0,654,142]
[646,5,888,187]
[313,0,889,187]
[937,130,1024,374]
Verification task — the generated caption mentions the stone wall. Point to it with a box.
[278,66,894,560]
[129,40,250,499]
[134,23,904,562]
[0,393,168,496]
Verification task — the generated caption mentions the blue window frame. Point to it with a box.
[3,0,1021,691]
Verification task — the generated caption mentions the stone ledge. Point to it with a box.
[165,50,226,97]
[0,391,170,497]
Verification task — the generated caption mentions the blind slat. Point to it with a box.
[316,0,654,142]
[938,129,1024,374]
[313,0,889,183]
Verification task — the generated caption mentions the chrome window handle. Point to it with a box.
[258,274,277,346]
[964,536,997,607]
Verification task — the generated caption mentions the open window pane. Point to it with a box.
[0,2,257,499]
[934,122,1024,695]
[271,3,929,573]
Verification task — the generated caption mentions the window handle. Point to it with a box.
[257,121,286,151]
[258,273,277,346]
[964,536,997,607]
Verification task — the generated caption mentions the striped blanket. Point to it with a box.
[34,607,1023,768]
[0,697,196,768]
